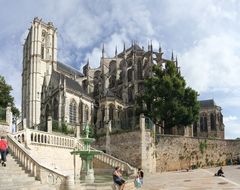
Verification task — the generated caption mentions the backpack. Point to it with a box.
[0,140,7,151]
[135,177,142,188]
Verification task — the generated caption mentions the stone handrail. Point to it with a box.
[93,148,137,176]
[7,134,74,190]
[12,129,135,176]
[13,129,82,149]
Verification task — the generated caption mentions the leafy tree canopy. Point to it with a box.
[0,76,20,117]
[136,61,199,130]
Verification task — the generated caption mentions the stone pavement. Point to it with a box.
[140,165,240,190]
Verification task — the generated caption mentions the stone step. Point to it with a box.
[0,153,57,190]
[1,183,56,190]
[0,175,36,183]
[0,180,41,188]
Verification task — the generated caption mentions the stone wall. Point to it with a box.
[0,123,11,136]
[93,131,142,168]
[155,135,240,172]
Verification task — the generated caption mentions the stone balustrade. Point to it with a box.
[94,150,137,175]
[7,134,74,190]
[12,129,135,177]
[13,129,81,149]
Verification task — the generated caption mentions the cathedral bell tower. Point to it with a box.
[22,17,57,128]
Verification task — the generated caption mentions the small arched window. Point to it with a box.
[69,99,77,124]
[84,105,89,123]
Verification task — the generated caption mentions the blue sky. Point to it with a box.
[1,0,240,139]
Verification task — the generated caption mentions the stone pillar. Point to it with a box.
[207,113,211,135]
[6,104,12,128]
[104,105,109,122]
[24,128,30,147]
[23,118,27,129]
[197,120,200,136]
[60,176,75,190]
[47,116,52,133]
[76,124,80,138]
[140,114,147,171]
[106,121,111,154]
[140,114,156,174]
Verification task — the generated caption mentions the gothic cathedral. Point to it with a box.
[21,18,224,138]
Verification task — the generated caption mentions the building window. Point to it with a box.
[109,75,116,88]
[210,113,216,130]
[83,105,89,123]
[200,117,204,132]
[128,87,133,102]
[109,104,115,121]
[53,98,58,120]
[137,60,142,80]
[204,116,208,132]
[41,45,44,59]
[69,100,77,124]
[127,69,133,82]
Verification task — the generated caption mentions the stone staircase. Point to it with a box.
[0,154,56,190]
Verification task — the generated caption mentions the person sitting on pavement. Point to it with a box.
[215,167,225,177]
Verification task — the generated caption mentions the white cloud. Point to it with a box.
[224,118,240,139]
[180,33,240,92]
[224,116,238,123]
[1,0,240,138]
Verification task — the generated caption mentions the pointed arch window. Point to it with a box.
[41,45,44,59]
[210,113,216,130]
[137,60,142,80]
[83,105,89,123]
[69,99,77,124]
[53,98,58,120]
[109,104,115,121]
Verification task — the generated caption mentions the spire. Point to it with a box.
[171,50,174,61]
[159,43,162,53]
[102,44,105,58]
[123,42,126,52]
[176,56,178,68]
[87,58,90,67]
[150,40,153,52]
[115,46,118,57]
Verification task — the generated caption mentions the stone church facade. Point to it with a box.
[193,99,225,139]
[21,18,224,138]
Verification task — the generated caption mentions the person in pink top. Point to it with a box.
[0,136,8,167]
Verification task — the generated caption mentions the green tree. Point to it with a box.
[0,76,20,117]
[136,61,199,131]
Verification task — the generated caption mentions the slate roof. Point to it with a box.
[199,99,215,108]
[117,44,144,57]
[51,70,87,95]
[57,61,84,77]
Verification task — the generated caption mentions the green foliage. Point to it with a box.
[0,76,20,117]
[52,121,74,135]
[0,107,6,121]
[199,140,207,154]
[136,61,200,130]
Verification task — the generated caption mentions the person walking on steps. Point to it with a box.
[0,136,8,167]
